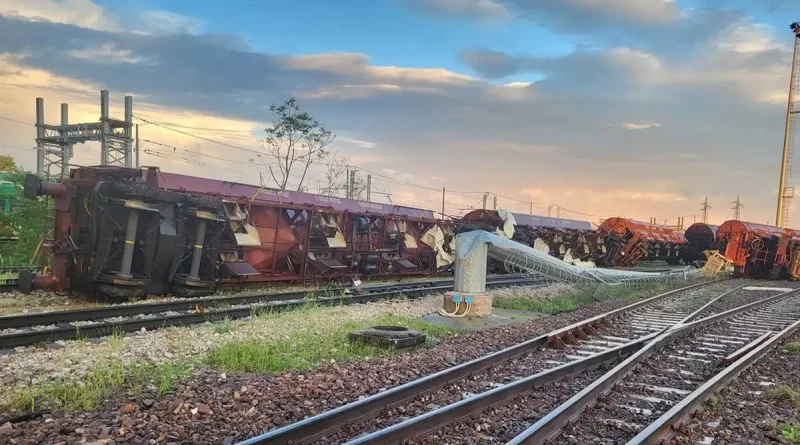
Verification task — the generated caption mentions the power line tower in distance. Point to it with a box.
[732,195,743,220]
[700,197,711,224]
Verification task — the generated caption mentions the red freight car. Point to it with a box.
[20,166,454,298]
[598,217,686,267]
[460,209,604,263]
[716,220,795,278]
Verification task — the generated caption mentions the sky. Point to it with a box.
[0,0,797,226]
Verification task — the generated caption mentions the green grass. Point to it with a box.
[492,290,588,314]
[492,283,672,315]
[706,395,719,410]
[214,317,235,334]
[205,313,464,374]
[787,341,800,354]
[6,361,192,413]
[768,384,800,406]
[781,424,800,444]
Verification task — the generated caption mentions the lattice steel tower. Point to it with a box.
[776,23,800,227]
[700,197,710,224]
[732,194,743,220]
[35,90,133,178]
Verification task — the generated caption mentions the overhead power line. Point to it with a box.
[132,114,263,156]
[0,115,35,126]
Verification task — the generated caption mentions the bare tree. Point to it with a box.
[320,155,369,200]
[256,98,335,191]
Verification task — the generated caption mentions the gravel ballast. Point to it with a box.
[0,281,738,444]
[668,329,800,444]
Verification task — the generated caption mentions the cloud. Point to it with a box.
[507,0,680,25]
[0,2,793,224]
[137,10,202,34]
[407,0,680,29]
[0,0,120,30]
[68,43,152,65]
[620,122,661,130]
[404,0,511,21]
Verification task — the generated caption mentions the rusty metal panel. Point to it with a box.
[598,217,687,244]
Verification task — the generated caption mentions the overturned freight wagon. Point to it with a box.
[598,217,686,267]
[459,209,604,265]
[20,166,454,298]
[717,220,794,279]
[682,223,719,264]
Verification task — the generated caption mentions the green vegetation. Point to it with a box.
[492,284,672,315]
[214,317,235,334]
[787,341,800,354]
[0,156,49,267]
[7,361,192,412]
[205,311,463,374]
[706,395,719,410]
[781,424,800,444]
[768,384,800,406]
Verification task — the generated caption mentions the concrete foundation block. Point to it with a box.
[442,291,493,318]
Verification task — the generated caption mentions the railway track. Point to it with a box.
[236,278,741,445]
[0,276,536,349]
[511,286,800,445]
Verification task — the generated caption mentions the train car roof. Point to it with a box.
[685,222,720,233]
[462,209,591,230]
[510,212,592,231]
[717,220,793,237]
[598,217,687,244]
[156,171,437,220]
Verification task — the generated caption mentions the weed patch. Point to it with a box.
[492,283,671,315]
[787,341,800,354]
[205,313,464,374]
[214,318,235,335]
[781,424,800,444]
[5,361,191,413]
[768,384,800,406]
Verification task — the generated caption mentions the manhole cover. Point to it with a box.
[348,325,426,348]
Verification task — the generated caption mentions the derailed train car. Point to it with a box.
[598,217,686,267]
[20,166,454,298]
[716,220,795,279]
[682,223,719,264]
[459,210,605,265]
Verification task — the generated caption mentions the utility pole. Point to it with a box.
[529,202,533,215]
[492,195,497,210]
[700,197,710,224]
[547,205,552,217]
[441,187,445,218]
[482,192,488,210]
[556,205,561,218]
[776,22,800,227]
[135,123,140,168]
[349,169,356,200]
[366,174,371,202]
[345,167,350,199]
[732,195,743,220]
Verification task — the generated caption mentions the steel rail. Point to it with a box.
[0,277,537,349]
[334,283,742,445]
[506,287,800,445]
[236,279,717,445]
[0,276,534,330]
[344,333,660,445]
[626,317,800,444]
